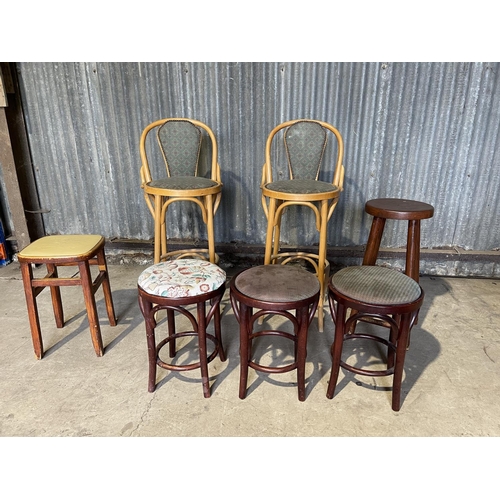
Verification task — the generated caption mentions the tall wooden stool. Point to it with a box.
[230,265,320,401]
[327,265,424,411]
[17,235,117,359]
[349,198,434,335]
[362,198,434,281]
[137,259,226,398]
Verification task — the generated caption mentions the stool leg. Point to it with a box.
[327,302,347,399]
[406,219,421,283]
[347,216,387,334]
[20,262,44,360]
[197,302,211,398]
[167,309,176,357]
[363,216,386,266]
[138,295,157,392]
[78,260,104,357]
[238,303,251,399]
[96,249,117,326]
[392,313,412,411]
[46,264,64,328]
[296,306,309,402]
[212,296,226,362]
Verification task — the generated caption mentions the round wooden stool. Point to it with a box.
[363,198,434,282]
[327,265,424,411]
[17,234,117,359]
[137,259,226,398]
[230,265,320,402]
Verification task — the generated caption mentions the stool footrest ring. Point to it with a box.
[339,333,396,377]
[156,332,219,372]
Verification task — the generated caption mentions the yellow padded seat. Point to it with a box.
[18,235,104,260]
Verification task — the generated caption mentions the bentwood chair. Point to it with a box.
[261,119,345,332]
[140,118,222,264]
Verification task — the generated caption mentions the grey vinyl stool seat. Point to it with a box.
[327,265,424,411]
[230,265,320,401]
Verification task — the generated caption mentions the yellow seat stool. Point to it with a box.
[17,234,117,359]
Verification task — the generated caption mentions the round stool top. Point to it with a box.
[365,198,434,220]
[331,266,422,305]
[18,234,104,259]
[234,265,320,303]
[138,259,226,298]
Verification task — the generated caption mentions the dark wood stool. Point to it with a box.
[230,265,320,401]
[363,198,434,281]
[137,259,226,398]
[17,234,117,359]
[327,265,424,411]
[349,198,434,335]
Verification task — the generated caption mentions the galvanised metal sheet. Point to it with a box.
[15,62,500,257]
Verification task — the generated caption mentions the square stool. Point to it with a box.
[229,264,320,401]
[137,259,227,398]
[327,265,424,411]
[17,234,117,359]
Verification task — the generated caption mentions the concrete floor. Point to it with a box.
[0,257,499,438]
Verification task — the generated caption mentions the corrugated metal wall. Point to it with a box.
[13,62,500,264]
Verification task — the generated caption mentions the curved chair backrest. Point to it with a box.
[157,120,202,177]
[284,121,327,180]
[140,118,220,185]
[264,119,344,189]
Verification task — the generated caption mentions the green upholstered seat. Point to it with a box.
[266,179,339,195]
[148,176,218,190]
[331,265,422,305]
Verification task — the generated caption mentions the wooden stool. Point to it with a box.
[327,265,424,411]
[363,198,434,281]
[349,198,434,334]
[137,259,226,398]
[230,265,320,401]
[17,235,117,359]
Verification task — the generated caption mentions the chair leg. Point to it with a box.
[264,198,277,265]
[326,302,347,399]
[20,262,44,360]
[197,302,211,398]
[154,194,162,264]
[96,249,117,326]
[46,263,64,328]
[317,200,329,333]
[78,260,104,357]
[206,194,216,264]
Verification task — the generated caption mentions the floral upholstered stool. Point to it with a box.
[137,258,227,398]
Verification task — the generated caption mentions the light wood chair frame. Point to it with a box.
[140,118,222,264]
[261,119,345,332]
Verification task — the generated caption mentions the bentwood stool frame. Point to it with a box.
[327,266,424,411]
[230,265,320,402]
[138,282,226,398]
[17,234,117,359]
